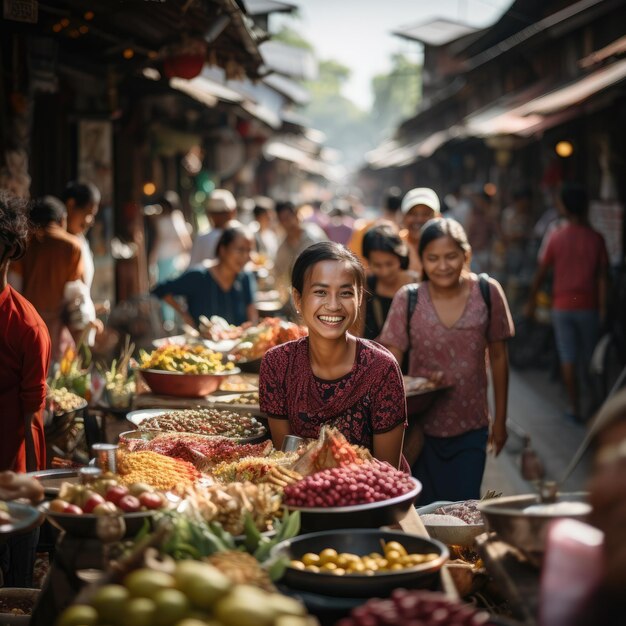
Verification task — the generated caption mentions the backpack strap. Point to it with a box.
[406,284,419,328]
[401,284,419,375]
[478,273,491,322]
[406,283,419,349]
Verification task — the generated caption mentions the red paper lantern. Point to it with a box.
[163,54,205,80]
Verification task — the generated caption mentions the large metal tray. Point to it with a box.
[0,502,43,541]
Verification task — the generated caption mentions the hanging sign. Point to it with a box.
[3,0,38,23]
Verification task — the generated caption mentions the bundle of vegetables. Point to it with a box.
[175,482,281,536]
[152,507,300,566]
[117,451,200,491]
[49,345,91,400]
[292,426,373,476]
[139,344,234,374]
[98,336,136,409]
[137,408,264,440]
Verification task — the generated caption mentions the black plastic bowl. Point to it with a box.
[271,529,448,597]
[286,477,422,532]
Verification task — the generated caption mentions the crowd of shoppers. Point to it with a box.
[0,175,611,528]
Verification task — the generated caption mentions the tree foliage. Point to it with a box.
[370,53,421,141]
[271,26,421,169]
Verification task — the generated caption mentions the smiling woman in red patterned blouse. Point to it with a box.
[259,241,407,469]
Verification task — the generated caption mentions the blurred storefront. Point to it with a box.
[361,0,626,266]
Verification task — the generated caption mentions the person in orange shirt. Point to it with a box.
[347,187,403,266]
[399,187,441,277]
[10,196,83,361]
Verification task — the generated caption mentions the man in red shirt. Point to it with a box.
[527,183,608,421]
[0,191,51,587]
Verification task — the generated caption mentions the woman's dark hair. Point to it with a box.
[291,241,365,295]
[362,223,409,270]
[30,195,66,228]
[275,201,296,217]
[560,182,588,218]
[0,191,31,263]
[159,190,182,215]
[418,218,471,281]
[215,225,253,257]
[63,181,101,209]
[384,187,403,214]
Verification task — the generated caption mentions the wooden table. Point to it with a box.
[397,504,428,536]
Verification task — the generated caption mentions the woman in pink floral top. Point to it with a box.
[379,218,514,502]
[259,242,407,469]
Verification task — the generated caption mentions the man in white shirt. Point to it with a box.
[188,189,238,267]
[63,181,101,345]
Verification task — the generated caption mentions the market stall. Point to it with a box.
[19,332,598,626]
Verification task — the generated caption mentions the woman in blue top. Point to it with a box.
[152,225,258,328]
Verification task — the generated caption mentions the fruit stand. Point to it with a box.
[9,340,583,626]
[23,416,493,626]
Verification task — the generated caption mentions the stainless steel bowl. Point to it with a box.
[29,468,80,498]
[417,500,485,547]
[478,491,591,566]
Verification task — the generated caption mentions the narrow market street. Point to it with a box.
[483,368,590,497]
[1,1,626,625]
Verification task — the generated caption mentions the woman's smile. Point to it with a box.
[294,259,360,337]
[318,314,345,326]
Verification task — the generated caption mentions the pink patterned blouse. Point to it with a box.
[259,337,407,451]
[379,275,514,438]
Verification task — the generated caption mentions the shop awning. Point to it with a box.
[264,140,344,180]
[366,127,461,169]
[464,59,626,136]
[515,59,626,116]
[263,74,310,105]
[169,68,285,129]
[392,18,481,47]
[243,0,297,16]
[169,76,243,108]
[259,41,317,81]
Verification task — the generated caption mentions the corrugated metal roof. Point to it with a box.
[259,41,317,80]
[392,18,480,47]
[466,0,610,70]
[243,0,297,16]
[263,73,310,105]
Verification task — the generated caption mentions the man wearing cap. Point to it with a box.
[188,189,238,267]
[399,187,441,276]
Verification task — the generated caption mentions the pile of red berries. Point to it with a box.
[283,462,415,508]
